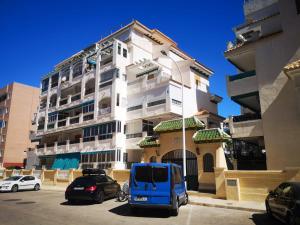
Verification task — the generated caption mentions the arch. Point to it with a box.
[161,149,198,191]
[203,153,214,172]
[85,78,95,96]
[149,156,156,163]
[49,94,57,108]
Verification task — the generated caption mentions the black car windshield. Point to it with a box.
[4,176,22,181]
[135,166,168,183]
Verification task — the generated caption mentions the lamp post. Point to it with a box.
[161,50,187,187]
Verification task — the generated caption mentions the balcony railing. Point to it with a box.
[83,114,94,121]
[232,113,261,122]
[59,98,68,106]
[57,119,66,127]
[98,107,111,115]
[69,116,80,124]
[71,93,81,102]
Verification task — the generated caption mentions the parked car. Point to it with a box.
[266,182,300,225]
[128,163,188,216]
[65,169,120,204]
[0,175,41,192]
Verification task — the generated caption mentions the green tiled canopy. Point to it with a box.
[153,116,205,133]
[138,136,160,148]
[193,128,231,144]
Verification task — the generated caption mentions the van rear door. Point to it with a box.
[131,165,152,203]
[150,165,171,205]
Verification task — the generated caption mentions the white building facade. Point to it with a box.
[32,21,220,170]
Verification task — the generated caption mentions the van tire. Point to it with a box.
[171,200,179,216]
[182,192,188,205]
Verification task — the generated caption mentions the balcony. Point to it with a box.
[125,132,147,149]
[227,71,260,112]
[229,114,263,139]
[98,107,111,116]
[37,135,115,156]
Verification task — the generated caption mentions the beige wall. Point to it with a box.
[255,0,300,169]
[143,130,227,189]
[2,82,39,167]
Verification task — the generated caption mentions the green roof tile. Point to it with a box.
[193,128,231,144]
[154,116,205,133]
[138,136,160,148]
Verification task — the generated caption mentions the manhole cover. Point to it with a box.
[16,201,36,204]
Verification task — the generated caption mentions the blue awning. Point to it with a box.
[51,153,80,170]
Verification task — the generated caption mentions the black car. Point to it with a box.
[266,182,300,225]
[65,169,120,204]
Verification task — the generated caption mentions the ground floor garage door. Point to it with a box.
[161,149,198,191]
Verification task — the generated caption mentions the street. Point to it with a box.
[0,190,281,225]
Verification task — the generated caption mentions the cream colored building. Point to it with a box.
[0,82,39,168]
[225,0,300,170]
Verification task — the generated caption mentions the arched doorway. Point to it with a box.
[161,150,198,191]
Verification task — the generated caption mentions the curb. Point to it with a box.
[188,201,265,213]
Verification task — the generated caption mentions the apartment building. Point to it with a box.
[32,20,222,170]
[225,0,300,170]
[0,82,39,168]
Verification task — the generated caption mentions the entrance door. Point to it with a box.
[161,150,198,191]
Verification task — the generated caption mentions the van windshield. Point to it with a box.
[135,166,168,183]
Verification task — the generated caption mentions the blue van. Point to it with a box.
[128,163,188,216]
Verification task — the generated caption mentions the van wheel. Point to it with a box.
[182,192,189,205]
[171,200,179,216]
[11,185,18,193]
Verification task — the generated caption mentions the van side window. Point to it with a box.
[174,167,182,184]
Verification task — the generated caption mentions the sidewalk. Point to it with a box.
[188,192,265,213]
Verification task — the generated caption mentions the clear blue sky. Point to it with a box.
[0,0,244,117]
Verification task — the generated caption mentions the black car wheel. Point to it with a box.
[286,212,296,225]
[11,185,18,193]
[34,184,40,191]
[265,201,273,218]
[95,190,104,204]
[171,200,179,216]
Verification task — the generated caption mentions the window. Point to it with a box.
[117,43,121,55]
[153,166,168,182]
[127,105,142,112]
[0,120,6,128]
[48,113,57,123]
[123,48,127,58]
[203,153,214,172]
[116,94,120,106]
[73,61,83,78]
[41,79,49,92]
[0,107,7,115]
[0,94,8,103]
[51,73,59,88]
[135,166,151,182]
[173,166,183,184]
[147,99,166,107]
[83,121,120,141]
[296,0,300,14]
[149,156,156,163]
[82,103,94,114]
[142,120,154,136]
[172,99,182,106]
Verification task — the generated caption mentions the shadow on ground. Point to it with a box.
[250,213,282,225]
[109,203,171,218]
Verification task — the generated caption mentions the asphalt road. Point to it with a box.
[0,190,281,225]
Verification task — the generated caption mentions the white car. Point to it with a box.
[0,175,41,192]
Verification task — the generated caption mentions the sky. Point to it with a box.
[0,0,244,117]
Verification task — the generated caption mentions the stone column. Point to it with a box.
[216,143,228,169]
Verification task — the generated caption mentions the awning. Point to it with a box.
[51,152,80,170]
